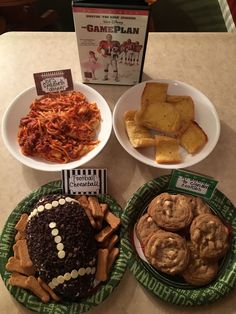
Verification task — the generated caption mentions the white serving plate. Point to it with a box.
[113,79,220,169]
[1,83,112,171]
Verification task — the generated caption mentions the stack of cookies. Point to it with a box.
[136,192,229,286]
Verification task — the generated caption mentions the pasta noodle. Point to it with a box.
[18,91,101,163]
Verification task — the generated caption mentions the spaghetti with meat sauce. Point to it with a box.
[18,91,101,163]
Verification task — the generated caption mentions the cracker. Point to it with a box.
[6,257,35,276]
[88,196,103,219]
[75,195,97,228]
[95,226,114,243]
[38,277,60,301]
[104,211,121,230]
[102,234,119,251]
[15,213,28,232]
[16,239,33,268]
[15,231,25,241]
[107,247,120,272]
[8,273,50,303]
[95,249,109,281]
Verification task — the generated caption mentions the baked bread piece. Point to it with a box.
[141,82,168,106]
[167,95,194,133]
[180,121,208,154]
[155,135,182,164]
[147,193,193,231]
[190,213,229,260]
[124,110,155,148]
[135,101,181,134]
[145,230,189,275]
[135,213,160,247]
[182,241,219,286]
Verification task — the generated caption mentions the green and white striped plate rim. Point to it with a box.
[121,175,236,306]
[0,180,128,314]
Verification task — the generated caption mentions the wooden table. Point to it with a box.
[0,31,236,314]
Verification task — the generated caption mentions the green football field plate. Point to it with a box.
[0,180,128,313]
[121,175,236,306]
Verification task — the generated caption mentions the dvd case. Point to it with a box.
[72,0,150,85]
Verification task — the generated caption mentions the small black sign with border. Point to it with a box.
[62,168,107,195]
[33,69,74,95]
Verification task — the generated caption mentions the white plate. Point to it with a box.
[113,79,220,169]
[1,83,112,171]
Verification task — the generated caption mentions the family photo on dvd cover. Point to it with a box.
[82,34,143,82]
[73,6,149,85]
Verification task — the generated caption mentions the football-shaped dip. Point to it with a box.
[25,194,97,300]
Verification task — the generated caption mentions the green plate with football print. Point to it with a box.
[0,180,128,314]
[121,175,236,306]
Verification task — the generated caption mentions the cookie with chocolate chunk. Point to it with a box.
[182,242,219,286]
[190,213,229,260]
[147,193,193,231]
[135,214,160,247]
[145,230,189,275]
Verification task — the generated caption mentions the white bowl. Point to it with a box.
[113,79,220,169]
[1,83,112,171]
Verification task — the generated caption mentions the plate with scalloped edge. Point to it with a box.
[121,175,236,306]
[0,180,128,313]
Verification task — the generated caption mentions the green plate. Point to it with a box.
[121,175,236,306]
[0,180,128,314]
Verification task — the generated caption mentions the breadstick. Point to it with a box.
[95,249,109,281]
[38,277,60,301]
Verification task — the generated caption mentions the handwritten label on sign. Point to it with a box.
[168,170,218,199]
[34,69,73,95]
[62,168,107,195]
